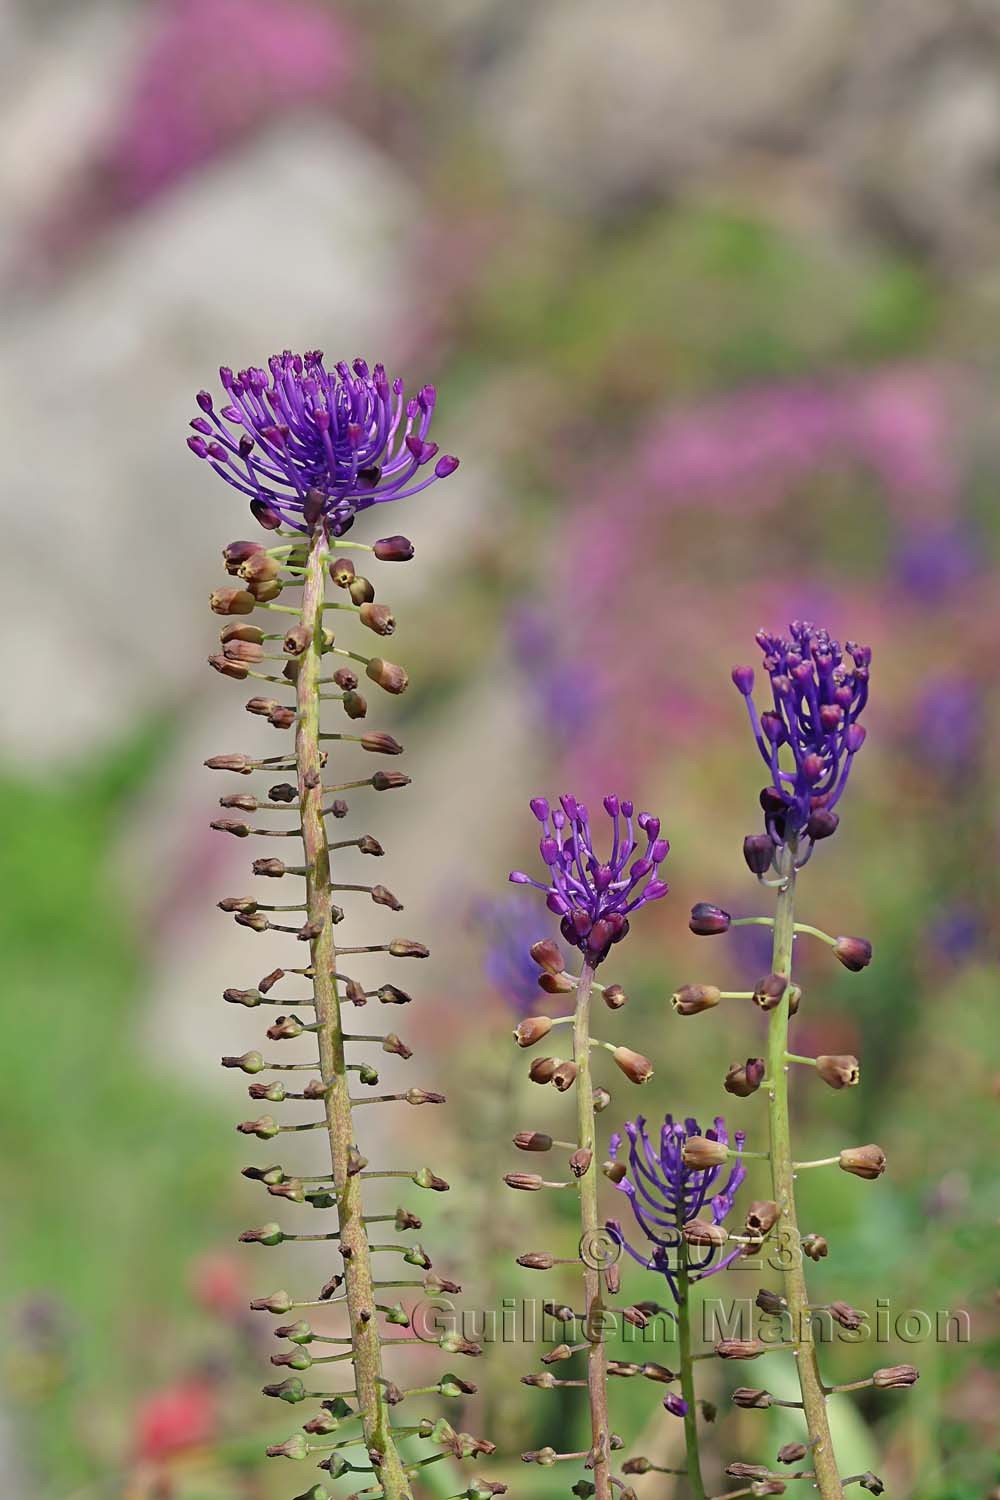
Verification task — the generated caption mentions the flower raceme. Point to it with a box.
[509,795,669,965]
[606,1114,747,1313]
[188,351,459,535]
[732,621,870,854]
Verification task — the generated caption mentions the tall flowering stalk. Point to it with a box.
[607,1113,750,1498]
[679,623,914,1499]
[192,354,499,1500]
[507,795,667,1499]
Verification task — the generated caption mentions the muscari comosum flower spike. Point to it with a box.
[506,794,667,1500]
[193,353,483,1500]
[606,1113,748,1499]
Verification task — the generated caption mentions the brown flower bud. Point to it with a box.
[342,690,368,719]
[209,653,249,679]
[222,621,264,644]
[218,889,257,905]
[221,1050,264,1073]
[381,1033,412,1060]
[210,818,251,838]
[330,556,355,587]
[530,938,565,973]
[540,1345,574,1365]
[604,1263,621,1294]
[258,968,284,993]
[602,983,628,1010]
[833,935,873,971]
[246,695,279,716]
[268,706,296,729]
[248,576,283,602]
[727,1464,772,1478]
[733,1387,773,1408]
[801,1233,828,1261]
[777,1443,808,1464]
[603,1159,627,1184]
[377,983,411,1004]
[551,1060,578,1092]
[360,602,396,636]
[672,983,722,1016]
[283,624,311,656]
[205,752,254,773]
[689,902,731,935]
[753,1482,787,1496]
[223,987,261,1007]
[716,1339,768,1360]
[252,858,286,877]
[404,1088,445,1106]
[516,1252,556,1269]
[223,639,264,663]
[373,535,414,562]
[514,1016,553,1048]
[839,1144,886,1180]
[235,911,269,931]
[683,1218,729,1247]
[623,1304,650,1329]
[622,1458,652,1475]
[210,587,256,616]
[816,1054,860,1089]
[745,1200,779,1238]
[725,1057,766,1096]
[348,575,375,605]
[682,1136,729,1170]
[612,1046,653,1085]
[753,973,789,1011]
[373,772,411,797]
[873,1364,919,1389]
[592,1086,612,1112]
[332,667,358,693]
[361,732,404,756]
[371,884,403,911]
[267,782,297,803]
[239,551,280,584]
[859,1474,885,1495]
[514,1131,553,1152]
[505,1172,544,1191]
[267,1015,305,1040]
[366,657,409,695]
[236,1116,279,1140]
[607,1360,642,1378]
[538,970,575,994]
[223,539,264,574]
[755,1288,787,1316]
[570,1148,593,1178]
[249,1289,293,1314]
[388,938,429,958]
[358,834,384,855]
[828,1300,864,1331]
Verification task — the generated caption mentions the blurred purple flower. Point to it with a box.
[893,526,979,601]
[508,605,597,748]
[911,676,982,776]
[476,895,547,1017]
[509,795,668,966]
[106,0,354,206]
[189,353,458,533]
[606,1114,746,1305]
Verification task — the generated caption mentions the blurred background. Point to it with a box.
[1,1,998,1496]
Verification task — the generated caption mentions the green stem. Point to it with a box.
[296,525,411,1500]
[574,959,612,1500]
[677,1240,707,1500]
[765,839,842,1499]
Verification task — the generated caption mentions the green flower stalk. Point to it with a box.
[507,795,667,1499]
[194,354,497,1500]
[681,624,907,1500]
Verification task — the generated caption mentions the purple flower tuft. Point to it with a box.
[188,352,458,534]
[606,1114,746,1304]
[509,794,668,965]
[737,621,870,848]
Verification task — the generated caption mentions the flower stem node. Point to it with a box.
[833,936,873,971]
[815,1054,860,1088]
[839,1145,886,1180]
[673,984,722,1016]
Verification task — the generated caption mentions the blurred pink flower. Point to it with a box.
[134,1377,217,1461]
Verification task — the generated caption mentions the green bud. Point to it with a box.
[222,1050,264,1073]
[403,1243,432,1268]
[262,1376,307,1403]
[265,1434,309,1460]
[275,1319,313,1344]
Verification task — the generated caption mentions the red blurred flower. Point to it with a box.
[135,1378,217,1462]
[189,1250,246,1321]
